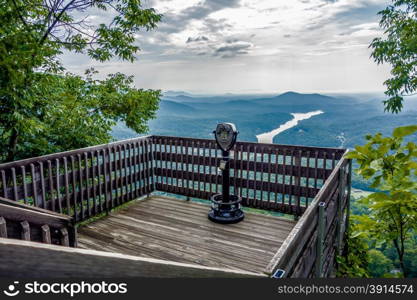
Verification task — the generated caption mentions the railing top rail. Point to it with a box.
[0,134,347,170]
[264,149,350,275]
[152,135,346,156]
[0,198,73,228]
[0,197,72,222]
[0,135,152,169]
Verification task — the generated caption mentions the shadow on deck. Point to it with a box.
[78,196,295,274]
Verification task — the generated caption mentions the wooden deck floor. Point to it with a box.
[77,196,296,274]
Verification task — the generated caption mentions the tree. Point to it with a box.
[370,0,417,113]
[0,0,162,162]
[336,224,370,278]
[403,236,417,277]
[347,125,417,277]
[368,249,394,277]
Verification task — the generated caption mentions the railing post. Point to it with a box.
[294,153,301,217]
[315,201,326,278]
[335,165,345,254]
[148,137,156,195]
[345,160,353,237]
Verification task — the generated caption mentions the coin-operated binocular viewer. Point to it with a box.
[208,123,244,224]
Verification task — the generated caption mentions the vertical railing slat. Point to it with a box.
[39,162,46,209]
[77,154,84,221]
[84,152,91,218]
[47,161,54,211]
[21,166,28,204]
[90,151,97,215]
[30,164,38,207]
[11,167,18,201]
[114,146,120,204]
[63,157,70,216]
[1,170,7,198]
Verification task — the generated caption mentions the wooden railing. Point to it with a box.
[152,136,346,216]
[0,135,351,277]
[0,135,346,220]
[0,197,76,246]
[0,136,154,222]
[265,155,352,277]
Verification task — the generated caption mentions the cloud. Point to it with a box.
[155,0,241,35]
[214,41,253,58]
[61,0,391,93]
[186,36,209,43]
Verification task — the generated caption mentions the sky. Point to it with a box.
[62,0,392,95]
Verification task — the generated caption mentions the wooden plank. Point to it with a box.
[0,197,73,220]
[21,166,28,204]
[77,154,85,220]
[20,221,30,240]
[63,157,71,215]
[103,149,110,213]
[108,147,114,210]
[136,141,143,196]
[132,142,139,198]
[77,196,295,273]
[0,202,72,228]
[0,238,264,278]
[129,143,134,200]
[84,152,91,218]
[11,167,18,201]
[47,160,55,212]
[264,153,349,276]
[114,146,121,204]
[42,225,51,244]
[70,156,78,221]
[96,150,103,213]
[123,144,129,202]
[30,164,38,207]
[0,217,7,238]
[60,228,69,246]
[39,162,47,209]
[306,151,311,206]
[1,170,7,198]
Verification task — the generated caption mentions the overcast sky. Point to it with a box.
[62,0,392,94]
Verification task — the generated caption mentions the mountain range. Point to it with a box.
[112,91,417,189]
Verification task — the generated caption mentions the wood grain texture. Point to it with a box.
[78,195,296,274]
[265,154,350,277]
[0,238,264,278]
[0,198,77,246]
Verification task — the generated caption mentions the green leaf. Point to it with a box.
[393,125,417,138]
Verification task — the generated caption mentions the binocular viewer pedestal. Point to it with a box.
[208,122,245,224]
[208,194,244,224]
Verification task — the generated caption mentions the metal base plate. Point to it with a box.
[208,209,244,224]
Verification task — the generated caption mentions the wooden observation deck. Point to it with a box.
[0,135,352,278]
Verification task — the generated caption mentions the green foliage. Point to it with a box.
[17,70,160,159]
[346,125,417,277]
[368,249,394,277]
[0,0,162,162]
[336,225,369,278]
[403,236,417,277]
[370,0,417,113]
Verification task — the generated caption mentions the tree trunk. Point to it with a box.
[6,128,18,162]
[399,254,408,278]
